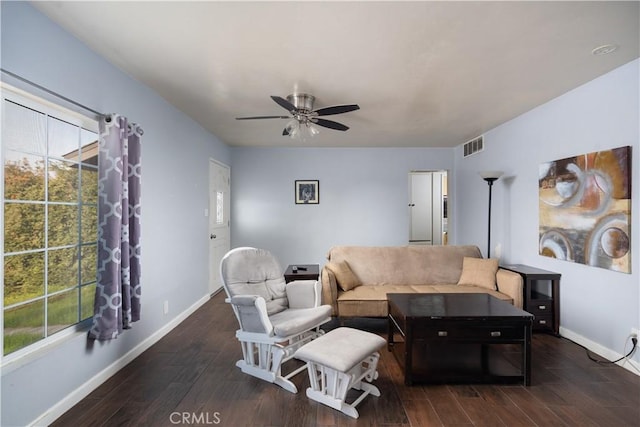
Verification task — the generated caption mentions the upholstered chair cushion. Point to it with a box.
[220,247,289,314]
[326,260,361,291]
[286,280,319,308]
[269,306,332,337]
[457,257,499,290]
[295,327,386,372]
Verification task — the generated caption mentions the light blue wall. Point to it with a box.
[454,59,640,365]
[1,3,230,426]
[230,147,454,267]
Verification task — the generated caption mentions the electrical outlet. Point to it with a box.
[163,300,169,315]
[631,328,639,339]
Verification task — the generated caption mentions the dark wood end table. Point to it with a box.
[284,264,319,283]
[500,264,561,335]
[387,293,533,386]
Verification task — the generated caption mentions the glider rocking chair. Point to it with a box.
[220,247,332,393]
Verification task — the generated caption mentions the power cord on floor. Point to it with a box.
[563,336,638,365]
[586,337,637,364]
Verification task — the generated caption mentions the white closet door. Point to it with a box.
[409,172,433,244]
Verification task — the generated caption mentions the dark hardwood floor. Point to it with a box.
[52,292,640,427]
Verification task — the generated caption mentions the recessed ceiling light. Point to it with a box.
[592,44,619,56]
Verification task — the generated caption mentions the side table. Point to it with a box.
[500,264,560,335]
[284,264,319,283]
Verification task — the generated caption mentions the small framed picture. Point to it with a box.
[295,180,319,204]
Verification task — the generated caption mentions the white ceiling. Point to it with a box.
[33,1,639,148]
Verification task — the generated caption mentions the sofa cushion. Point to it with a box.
[409,284,513,304]
[326,260,361,291]
[408,284,458,293]
[337,285,414,301]
[336,285,410,317]
[457,257,499,290]
[335,284,513,318]
[337,300,389,318]
[327,245,482,286]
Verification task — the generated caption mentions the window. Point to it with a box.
[2,85,99,356]
[216,191,224,225]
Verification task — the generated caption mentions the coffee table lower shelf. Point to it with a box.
[388,327,530,386]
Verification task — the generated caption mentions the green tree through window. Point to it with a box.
[2,87,98,355]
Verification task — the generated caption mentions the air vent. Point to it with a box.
[463,136,484,157]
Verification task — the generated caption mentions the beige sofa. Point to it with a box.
[321,245,523,318]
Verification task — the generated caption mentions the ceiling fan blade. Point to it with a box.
[314,104,360,116]
[313,118,350,131]
[236,115,290,120]
[271,96,296,112]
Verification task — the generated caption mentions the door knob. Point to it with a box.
[210,234,216,239]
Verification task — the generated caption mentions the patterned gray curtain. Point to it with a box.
[89,114,142,340]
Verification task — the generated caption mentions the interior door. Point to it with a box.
[409,171,447,245]
[209,159,230,295]
[409,172,433,244]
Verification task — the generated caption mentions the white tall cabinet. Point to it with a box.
[409,171,447,245]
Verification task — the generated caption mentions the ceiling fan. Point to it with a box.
[236,94,360,139]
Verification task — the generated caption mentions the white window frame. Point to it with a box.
[1,83,99,367]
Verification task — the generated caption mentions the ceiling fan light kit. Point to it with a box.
[284,118,320,141]
[236,93,360,140]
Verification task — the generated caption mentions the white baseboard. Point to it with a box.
[31,294,211,427]
[560,327,640,376]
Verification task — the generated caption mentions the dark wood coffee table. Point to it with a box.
[387,293,533,386]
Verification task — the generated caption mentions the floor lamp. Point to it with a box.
[479,171,504,258]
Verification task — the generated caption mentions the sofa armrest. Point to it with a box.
[496,269,524,309]
[321,267,339,316]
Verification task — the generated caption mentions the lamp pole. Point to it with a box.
[484,177,497,258]
[479,171,503,259]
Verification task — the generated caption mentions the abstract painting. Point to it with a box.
[539,146,631,273]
